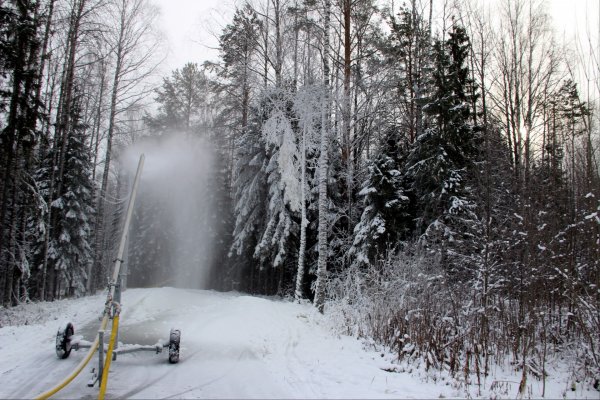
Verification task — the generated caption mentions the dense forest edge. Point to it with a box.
[0,0,599,394]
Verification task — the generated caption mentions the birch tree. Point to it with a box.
[90,0,161,292]
[313,0,332,313]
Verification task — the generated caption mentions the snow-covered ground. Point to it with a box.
[0,288,597,399]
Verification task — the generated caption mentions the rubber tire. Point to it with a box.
[168,329,180,364]
[55,322,74,359]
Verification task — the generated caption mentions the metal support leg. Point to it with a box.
[98,331,104,382]
[89,330,104,387]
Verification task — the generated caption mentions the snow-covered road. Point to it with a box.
[0,288,446,399]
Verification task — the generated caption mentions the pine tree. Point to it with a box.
[216,3,261,134]
[146,63,209,134]
[215,3,264,293]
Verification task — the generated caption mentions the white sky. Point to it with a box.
[153,0,599,78]
[152,0,236,72]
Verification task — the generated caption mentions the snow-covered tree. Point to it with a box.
[253,88,301,293]
[350,136,411,268]
[33,104,95,297]
[228,109,268,291]
[313,0,331,313]
[0,0,44,305]
[403,24,480,277]
[292,85,322,300]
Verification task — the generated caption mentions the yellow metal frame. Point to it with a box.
[34,316,109,400]
[33,155,145,399]
[98,314,119,400]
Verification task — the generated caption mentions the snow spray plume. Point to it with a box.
[121,133,217,289]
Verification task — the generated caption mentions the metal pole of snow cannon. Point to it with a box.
[121,232,130,291]
[33,155,145,399]
[113,276,122,359]
[109,154,144,301]
[105,154,143,362]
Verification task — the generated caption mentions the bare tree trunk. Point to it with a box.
[272,0,282,86]
[262,1,269,88]
[292,0,299,89]
[313,0,331,314]
[342,0,353,232]
[295,124,307,301]
[33,0,55,133]
[0,1,40,304]
[91,0,160,292]
[86,61,107,293]
[92,4,126,293]
[40,0,86,300]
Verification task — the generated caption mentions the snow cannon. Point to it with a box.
[38,155,181,400]
[55,320,181,386]
[55,304,181,366]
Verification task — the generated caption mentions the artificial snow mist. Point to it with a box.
[121,133,219,290]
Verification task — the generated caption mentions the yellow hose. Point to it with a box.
[34,315,109,400]
[98,314,119,400]
[34,156,144,399]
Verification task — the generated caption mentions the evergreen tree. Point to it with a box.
[403,24,480,276]
[33,100,95,297]
[385,4,431,143]
[228,110,268,292]
[128,186,174,288]
[254,88,301,294]
[0,0,43,304]
[216,3,261,135]
[350,135,411,268]
[406,24,479,226]
[145,63,209,134]
[228,88,302,295]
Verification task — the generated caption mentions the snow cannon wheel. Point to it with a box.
[168,329,180,364]
[55,323,74,359]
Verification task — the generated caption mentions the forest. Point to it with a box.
[0,0,598,392]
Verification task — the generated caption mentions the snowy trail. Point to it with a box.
[3,288,597,399]
[0,287,447,399]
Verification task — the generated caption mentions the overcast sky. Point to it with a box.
[153,0,599,77]
[152,0,234,72]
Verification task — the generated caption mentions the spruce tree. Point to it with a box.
[0,0,43,304]
[385,4,431,143]
[404,24,480,277]
[257,89,304,294]
[228,109,268,292]
[350,135,411,268]
[34,100,95,297]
